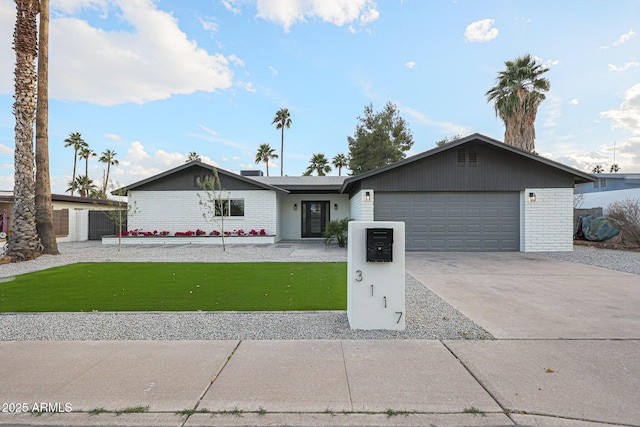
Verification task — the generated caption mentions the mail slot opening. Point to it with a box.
[366,228,393,262]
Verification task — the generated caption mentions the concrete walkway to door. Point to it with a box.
[405,251,640,339]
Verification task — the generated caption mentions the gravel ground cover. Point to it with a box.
[0,241,492,341]
[537,245,640,275]
[3,241,636,341]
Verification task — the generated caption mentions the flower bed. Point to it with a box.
[102,228,276,245]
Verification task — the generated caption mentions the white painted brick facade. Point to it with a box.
[129,190,278,236]
[520,188,574,252]
[349,189,374,221]
[278,194,350,240]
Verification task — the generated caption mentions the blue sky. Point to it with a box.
[1,0,639,194]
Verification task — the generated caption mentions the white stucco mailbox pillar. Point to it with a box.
[347,221,405,330]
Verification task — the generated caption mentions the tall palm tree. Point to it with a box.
[99,149,118,198]
[591,165,604,174]
[63,132,87,196]
[34,0,58,255]
[486,54,550,152]
[254,143,278,177]
[304,153,332,176]
[78,146,96,187]
[332,153,348,176]
[186,151,201,162]
[6,0,42,261]
[272,108,291,176]
[610,164,620,173]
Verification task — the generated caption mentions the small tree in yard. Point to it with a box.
[104,189,138,252]
[197,168,229,251]
[607,198,640,247]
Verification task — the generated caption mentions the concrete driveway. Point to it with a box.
[406,252,640,339]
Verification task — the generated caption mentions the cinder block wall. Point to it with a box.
[129,190,277,235]
[521,188,574,252]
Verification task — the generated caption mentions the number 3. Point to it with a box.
[355,270,363,282]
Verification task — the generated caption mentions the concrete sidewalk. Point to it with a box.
[2,249,639,426]
[1,339,639,426]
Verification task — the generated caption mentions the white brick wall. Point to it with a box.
[349,189,374,221]
[129,190,278,235]
[521,188,574,252]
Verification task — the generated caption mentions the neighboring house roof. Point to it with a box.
[0,191,113,206]
[250,176,347,193]
[117,161,289,194]
[340,133,595,193]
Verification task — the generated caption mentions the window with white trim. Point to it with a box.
[215,199,245,217]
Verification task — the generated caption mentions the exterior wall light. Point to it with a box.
[294,203,297,211]
[334,203,338,210]
[528,192,536,202]
[365,191,371,201]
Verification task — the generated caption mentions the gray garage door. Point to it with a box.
[375,192,519,251]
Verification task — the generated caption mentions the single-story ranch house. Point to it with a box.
[118,133,594,252]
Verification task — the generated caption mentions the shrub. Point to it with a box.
[607,198,640,247]
[323,218,351,247]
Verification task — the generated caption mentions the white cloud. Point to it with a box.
[405,61,417,69]
[543,94,562,127]
[188,124,250,150]
[199,16,219,35]
[254,0,379,32]
[240,81,256,92]
[221,0,242,15]
[1,162,12,169]
[613,29,635,46]
[601,29,636,49]
[608,62,640,72]
[464,18,498,43]
[0,0,235,104]
[221,156,229,161]
[104,133,122,141]
[268,66,279,76]
[113,140,218,187]
[228,54,245,67]
[0,1,14,94]
[556,138,640,173]
[569,99,579,105]
[0,143,13,156]
[600,83,640,135]
[400,105,470,136]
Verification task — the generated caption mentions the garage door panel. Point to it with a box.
[375,192,520,251]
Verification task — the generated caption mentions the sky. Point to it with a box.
[0,0,639,195]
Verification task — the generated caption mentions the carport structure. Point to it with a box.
[341,133,595,252]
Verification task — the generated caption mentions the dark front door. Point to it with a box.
[301,201,330,238]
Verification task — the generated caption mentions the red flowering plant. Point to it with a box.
[195,229,207,236]
[210,230,220,236]
[159,231,170,236]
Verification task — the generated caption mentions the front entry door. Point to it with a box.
[301,201,330,238]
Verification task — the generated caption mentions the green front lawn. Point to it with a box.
[0,262,346,312]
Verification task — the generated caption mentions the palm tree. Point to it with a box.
[63,132,87,196]
[332,153,348,176]
[486,54,550,152]
[272,108,292,176]
[78,146,96,190]
[592,165,604,174]
[610,164,620,173]
[186,151,201,163]
[6,0,43,261]
[99,149,119,198]
[254,143,278,177]
[69,176,97,198]
[304,153,332,176]
[34,0,58,255]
